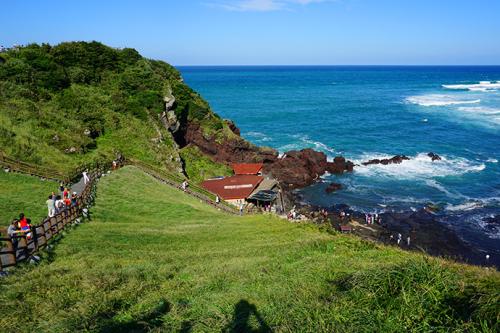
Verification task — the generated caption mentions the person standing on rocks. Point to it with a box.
[397,233,402,245]
[407,236,411,247]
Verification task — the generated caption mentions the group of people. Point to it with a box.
[365,213,382,225]
[7,213,33,251]
[390,233,411,247]
[46,184,79,217]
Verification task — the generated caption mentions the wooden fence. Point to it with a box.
[0,170,99,271]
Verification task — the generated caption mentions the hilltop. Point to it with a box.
[0,42,246,179]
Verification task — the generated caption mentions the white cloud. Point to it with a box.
[210,0,332,12]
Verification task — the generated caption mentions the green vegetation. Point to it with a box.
[0,42,235,174]
[0,171,57,225]
[180,145,233,184]
[1,166,498,332]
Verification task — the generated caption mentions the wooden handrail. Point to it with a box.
[0,169,101,271]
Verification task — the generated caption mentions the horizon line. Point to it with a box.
[174,64,500,67]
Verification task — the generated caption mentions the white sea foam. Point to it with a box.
[445,201,484,212]
[442,81,500,92]
[280,134,336,155]
[486,158,498,163]
[457,106,500,115]
[353,153,485,179]
[246,131,272,142]
[425,179,465,200]
[406,94,481,107]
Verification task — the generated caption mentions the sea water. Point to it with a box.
[179,66,500,255]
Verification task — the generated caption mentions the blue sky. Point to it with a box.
[2,0,500,65]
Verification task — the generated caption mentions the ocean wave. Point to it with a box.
[442,81,500,92]
[457,106,500,115]
[406,94,481,107]
[353,152,485,179]
[445,201,484,212]
[486,158,498,163]
[245,131,272,142]
[281,134,336,155]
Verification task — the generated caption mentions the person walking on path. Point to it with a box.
[215,195,220,204]
[239,203,244,216]
[82,170,90,185]
[46,195,55,217]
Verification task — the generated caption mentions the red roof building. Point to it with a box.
[201,175,263,201]
[232,163,263,175]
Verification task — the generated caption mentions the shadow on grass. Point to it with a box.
[224,299,272,333]
[97,299,170,333]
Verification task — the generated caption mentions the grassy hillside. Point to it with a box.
[0,42,234,176]
[0,171,58,225]
[0,166,498,332]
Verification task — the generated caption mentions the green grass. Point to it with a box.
[0,170,57,226]
[179,145,233,184]
[0,166,498,332]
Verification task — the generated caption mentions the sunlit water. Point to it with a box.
[179,66,500,255]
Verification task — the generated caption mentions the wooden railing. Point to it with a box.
[0,151,110,184]
[127,158,240,215]
[0,170,100,271]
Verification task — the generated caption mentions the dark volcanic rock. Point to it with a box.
[224,119,241,136]
[427,152,442,161]
[180,122,354,190]
[263,149,328,188]
[325,182,342,193]
[327,156,355,174]
[184,122,278,164]
[362,155,410,166]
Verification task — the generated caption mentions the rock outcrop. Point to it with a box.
[427,152,442,161]
[362,155,410,166]
[262,149,353,189]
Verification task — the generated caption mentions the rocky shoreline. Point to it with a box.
[165,114,496,268]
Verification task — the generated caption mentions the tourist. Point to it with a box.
[63,187,69,199]
[82,170,90,184]
[46,195,55,217]
[112,160,117,170]
[7,219,19,251]
[239,203,244,216]
[55,195,64,215]
[18,213,32,239]
[215,195,220,204]
[71,192,78,207]
[59,183,64,195]
[407,236,411,247]
[389,234,394,242]
[397,233,402,245]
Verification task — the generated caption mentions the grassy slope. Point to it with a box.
[0,171,58,225]
[0,167,498,332]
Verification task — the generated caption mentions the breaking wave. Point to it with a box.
[279,134,336,155]
[442,81,500,92]
[406,94,481,106]
[353,153,485,179]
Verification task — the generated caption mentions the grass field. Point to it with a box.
[0,171,58,226]
[0,166,498,332]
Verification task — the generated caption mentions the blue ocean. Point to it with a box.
[179,66,500,255]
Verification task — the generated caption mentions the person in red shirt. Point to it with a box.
[18,213,29,232]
